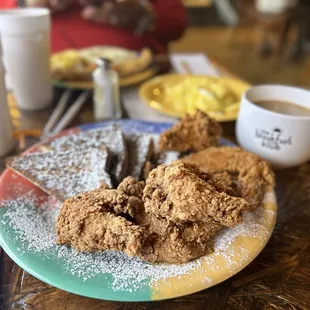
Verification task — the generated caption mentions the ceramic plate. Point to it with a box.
[78,46,138,64]
[52,46,156,89]
[0,120,277,301]
[139,74,251,122]
[53,67,157,90]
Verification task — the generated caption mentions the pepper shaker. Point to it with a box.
[0,37,14,157]
[93,58,121,120]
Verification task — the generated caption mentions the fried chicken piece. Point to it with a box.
[117,175,223,263]
[143,162,249,227]
[212,171,241,197]
[117,176,145,199]
[116,176,148,225]
[159,110,222,152]
[57,158,265,264]
[56,188,146,256]
[137,213,222,264]
[181,147,275,210]
[98,183,111,190]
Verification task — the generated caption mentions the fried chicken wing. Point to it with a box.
[117,176,145,199]
[143,162,249,227]
[56,157,266,264]
[117,174,224,263]
[181,147,275,210]
[56,188,146,256]
[137,214,222,264]
[159,110,222,152]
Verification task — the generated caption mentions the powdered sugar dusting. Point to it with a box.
[1,193,57,253]
[49,126,127,182]
[204,205,275,271]
[263,190,277,204]
[151,135,180,165]
[202,276,212,284]
[0,189,276,292]
[125,133,153,179]
[214,209,269,253]
[8,148,112,201]
[1,193,199,291]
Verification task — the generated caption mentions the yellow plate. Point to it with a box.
[139,74,251,122]
[52,46,155,89]
[53,67,157,90]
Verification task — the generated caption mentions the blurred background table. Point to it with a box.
[1,85,310,310]
[183,0,212,8]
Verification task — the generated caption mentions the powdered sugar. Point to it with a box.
[49,126,127,183]
[263,190,277,204]
[7,148,112,201]
[151,134,180,165]
[202,276,212,284]
[1,193,57,253]
[125,133,153,179]
[214,208,269,253]
[1,193,199,291]
[203,206,274,271]
[1,190,275,292]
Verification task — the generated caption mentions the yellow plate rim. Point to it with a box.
[53,67,157,90]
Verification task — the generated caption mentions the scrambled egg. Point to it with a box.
[163,76,240,117]
[50,50,82,71]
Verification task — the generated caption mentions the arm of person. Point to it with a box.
[150,0,188,43]
[82,0,188,43]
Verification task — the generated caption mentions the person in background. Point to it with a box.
[214,0,297,25]
[9,0,188,54]
[1,0,17,8]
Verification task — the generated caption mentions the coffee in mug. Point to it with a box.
[236,85,310,169]
[253,100,310,117]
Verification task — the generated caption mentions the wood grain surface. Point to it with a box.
[1,105,310,310]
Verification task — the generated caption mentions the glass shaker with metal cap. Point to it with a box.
[93,57,121,120]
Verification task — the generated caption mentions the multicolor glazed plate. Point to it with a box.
[0,120,277,301]
[139,74,251,122]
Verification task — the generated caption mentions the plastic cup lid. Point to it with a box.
[0,8,50,35]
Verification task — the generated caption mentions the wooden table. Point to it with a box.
[1,91,310,310]
[183,0,213,8]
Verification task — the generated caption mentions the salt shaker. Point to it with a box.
[0,37,14,157]
[93,58,121,120]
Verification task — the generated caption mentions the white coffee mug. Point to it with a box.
[0,8,52,111]
[236,85,310,169]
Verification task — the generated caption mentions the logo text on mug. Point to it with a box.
[255,128,292,150]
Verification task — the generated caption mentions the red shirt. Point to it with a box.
[1,0,15,8]
[2,1,188,54]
